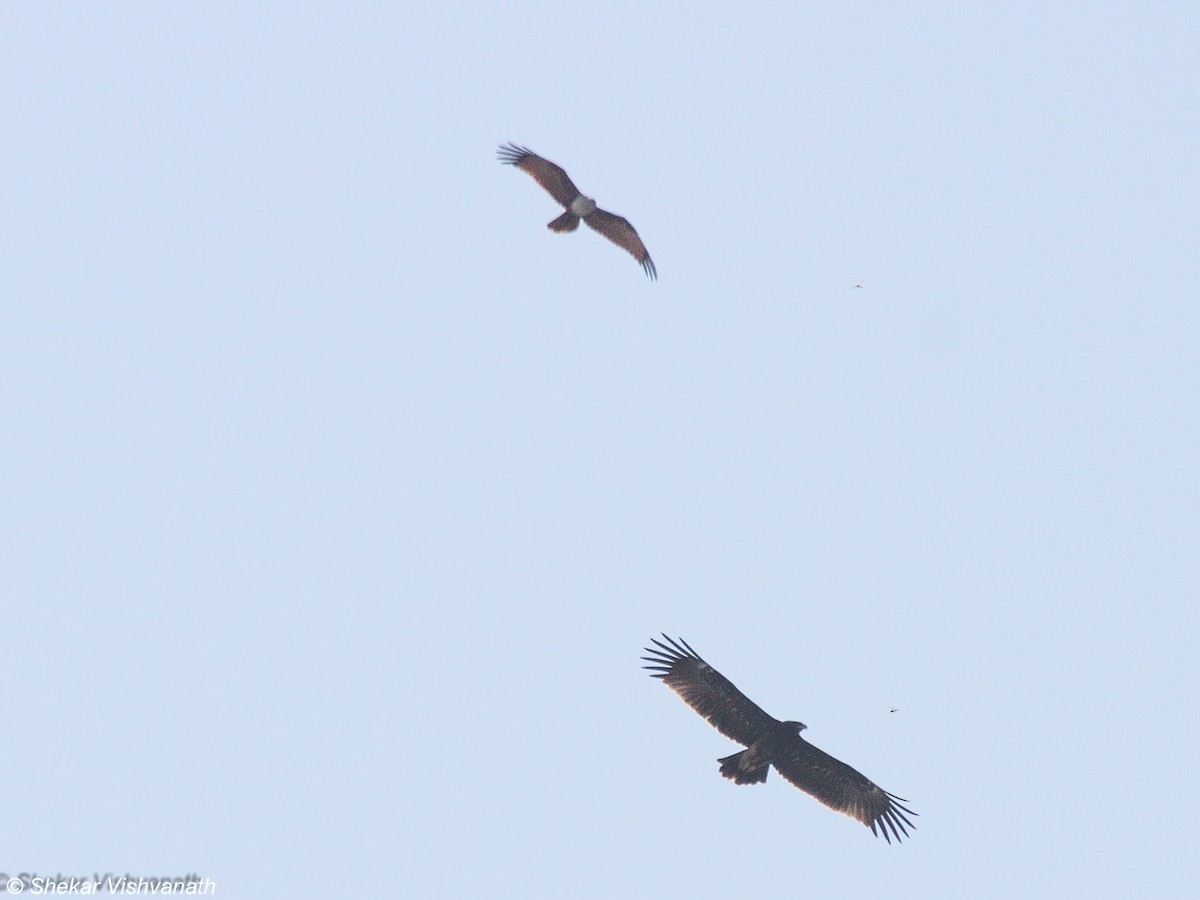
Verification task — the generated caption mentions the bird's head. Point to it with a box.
[782,720,808,735]
[570,195,598,217]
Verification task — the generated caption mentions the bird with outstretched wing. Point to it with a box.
[643,635,917,843]
[498,143,656,280]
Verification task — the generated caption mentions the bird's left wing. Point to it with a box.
[585,208,657,280]
[772,739,918,844]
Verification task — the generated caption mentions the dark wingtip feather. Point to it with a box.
[641,635,703,677]
[870,793,917,844]
[496,142,534,166]
[642,256,657,280]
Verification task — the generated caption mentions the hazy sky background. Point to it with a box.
[3,3,1197,898]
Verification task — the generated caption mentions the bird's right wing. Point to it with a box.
[497,143,581,208]
[642,635,778,747]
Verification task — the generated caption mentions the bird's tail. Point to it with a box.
[547,210,580,232]
[718,751,769,785]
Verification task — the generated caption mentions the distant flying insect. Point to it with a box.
[855,279,865,289]
[498,143,657,280]
[889,707,900,714]
[643,635,917,843]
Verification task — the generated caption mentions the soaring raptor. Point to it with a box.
[498,143,657,280]
[643,635,917,843]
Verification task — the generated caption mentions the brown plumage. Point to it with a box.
[497,143,656,280]
[643,635,917,843]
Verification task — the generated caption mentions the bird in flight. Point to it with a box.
[643,635,917,843]
[498,143,657,280]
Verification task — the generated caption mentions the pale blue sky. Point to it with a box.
[2,3,1197,898]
